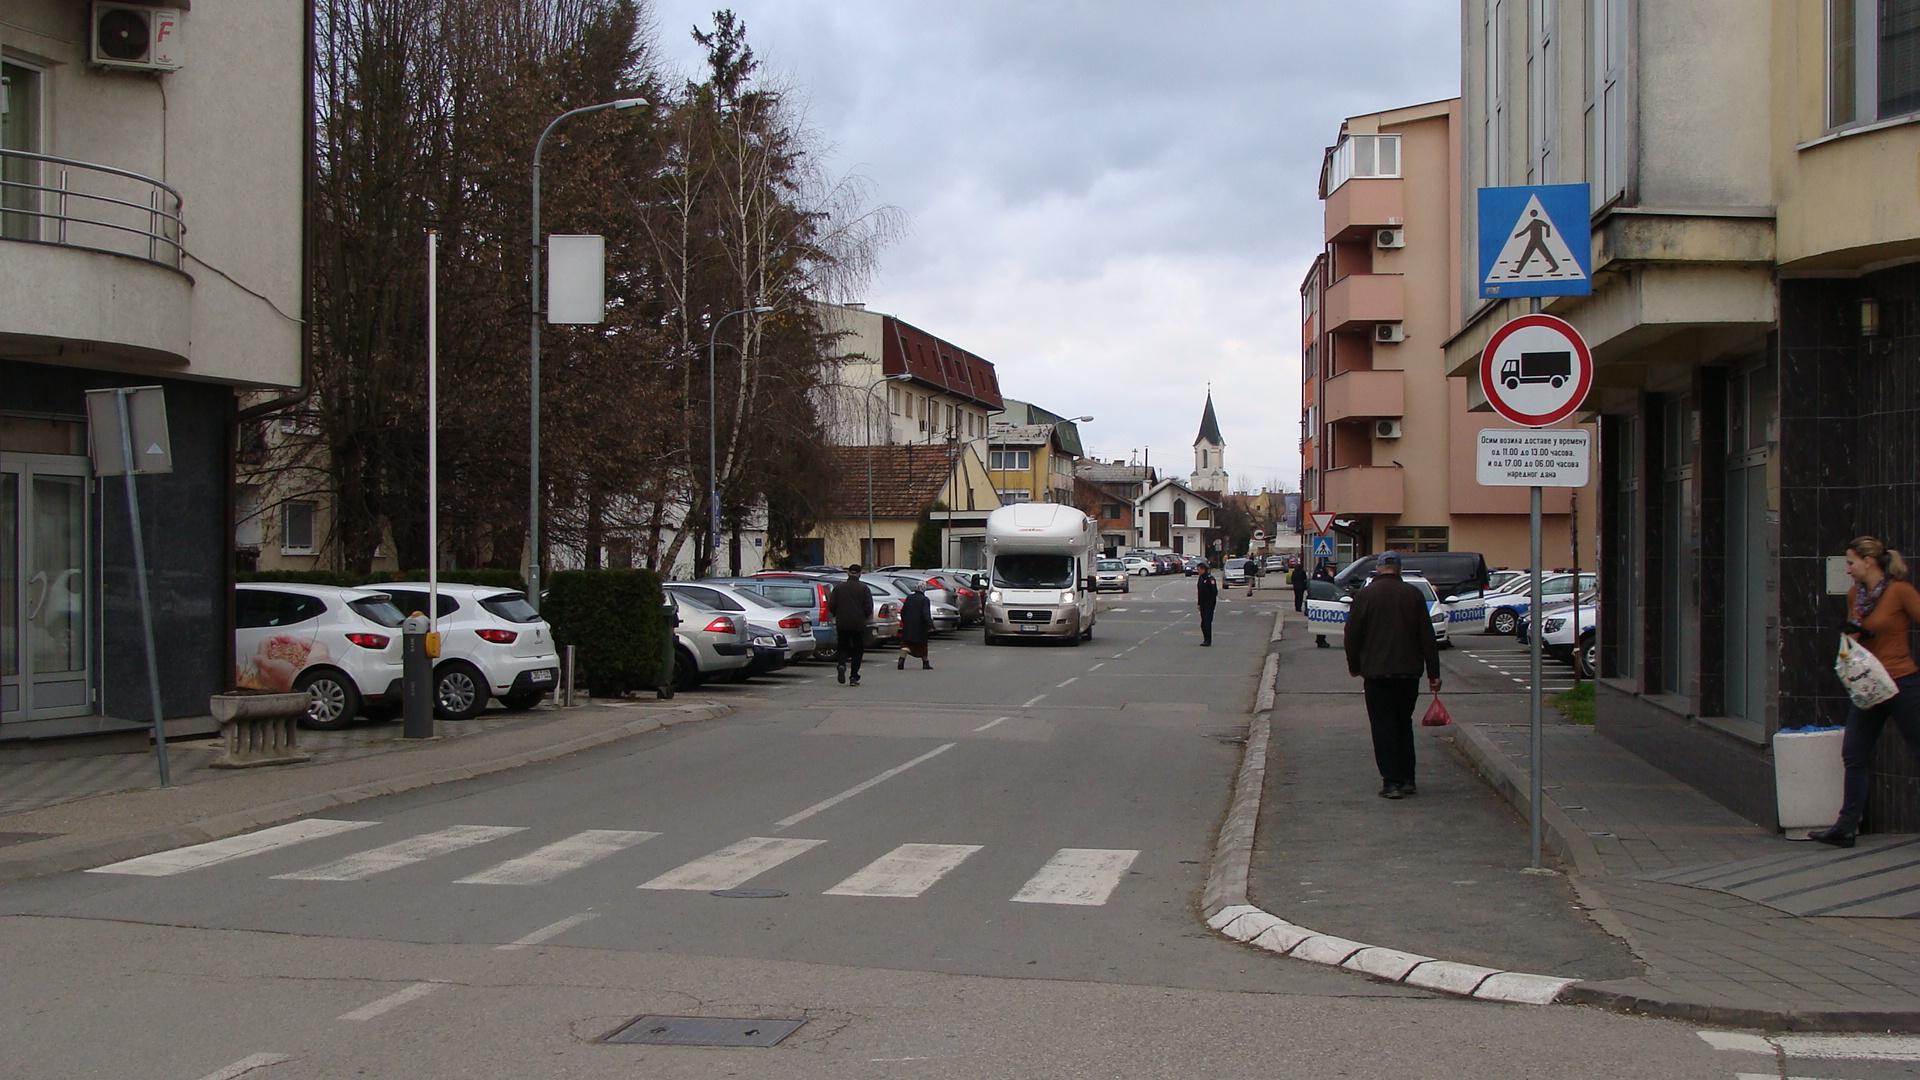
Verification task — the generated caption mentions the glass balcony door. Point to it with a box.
[1,59,44,242]
[1,453,91,724]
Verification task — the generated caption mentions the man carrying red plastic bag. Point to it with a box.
[1343,551,1443,799]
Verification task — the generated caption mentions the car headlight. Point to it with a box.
[1059,590,1075,604]
[989,589,1003,604]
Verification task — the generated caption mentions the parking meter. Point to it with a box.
[402,612,434,739]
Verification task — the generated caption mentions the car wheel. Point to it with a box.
[500,690,545,711]
[1574,633,1597,680]
[433,662,488,721]
[1083,620,1094,641]
[1123,584,1130,593]
[673,646,702,690]
[295,668,361,730]
[1491,608,1519,636]
[984,632,1001,646]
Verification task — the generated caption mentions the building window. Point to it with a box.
[1585,0,1629,209]
[1660,395,1697,698]
[281,500,317,555]
[1103,502,1124,520]
[1385,526,1451,552]
[1324,134,1402,192]
[889,386,901,415]
[236,486,265,549]
[989,450,1031,470]
[1173,498,1187,525]
[1612,413,1640,679]
[1486,0,1507,186]
[945,403,956,434]
[1528,0,1556,182]
[0,60,44,242]
[1829,0,1920,130]
[997,489,1031,503]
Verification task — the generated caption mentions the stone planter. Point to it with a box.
[209,692,312,768]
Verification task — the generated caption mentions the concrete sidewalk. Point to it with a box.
[0,698,730,885]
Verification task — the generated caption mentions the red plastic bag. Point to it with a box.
[1421,695,1453,727]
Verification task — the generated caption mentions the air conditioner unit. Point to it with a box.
[1374,419,1404,439]
[92,3,183,71]
[1375,227,1405,249]
[1374,322,1406,344]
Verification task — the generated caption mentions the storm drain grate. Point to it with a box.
[604,1015,805,1047]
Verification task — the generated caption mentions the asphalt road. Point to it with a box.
[0,576,1852,1078]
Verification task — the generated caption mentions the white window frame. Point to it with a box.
[990,449,1031,471]
[0,55,49,244]
[1486,0,1508,186]
[997,489,1032,503]
[1324,134,1402,192]
[1528,0,1556,183]
[1828,0,1920,131]
[1585,0,1629,211]
[235,486,265,549]
[281,500,317,555]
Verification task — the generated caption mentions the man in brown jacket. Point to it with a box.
[828,564,875,686]
[1343,551,1441,799]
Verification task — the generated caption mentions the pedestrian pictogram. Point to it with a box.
[1309,511,1336,534]
[1477,184,1592,299]
[1311,534,1335,559]
[1478,313,1593,428]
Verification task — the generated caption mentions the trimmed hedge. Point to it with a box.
[542,568,670,696]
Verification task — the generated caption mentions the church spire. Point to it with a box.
[1194,392,1224,447]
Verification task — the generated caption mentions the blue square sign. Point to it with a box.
[1312,534,1334,559]
[1477,184,1592,299]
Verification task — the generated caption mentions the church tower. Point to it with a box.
[1190,391,1228,494]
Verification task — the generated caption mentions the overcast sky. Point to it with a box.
[649,1,1461,492]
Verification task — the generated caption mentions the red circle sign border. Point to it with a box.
[1478,313,1594,428]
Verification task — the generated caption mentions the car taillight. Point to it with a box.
[958,588,975,598]
[703,616,737,634]
[925,576,945,590]
[345,633,389,649]
[475,628,518,645]
[879,603,897,618]
[778,615,806,629]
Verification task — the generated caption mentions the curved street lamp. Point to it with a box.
[707,304,775,575]
[527,96,647,611]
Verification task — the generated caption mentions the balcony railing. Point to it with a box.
[0,148,184,269]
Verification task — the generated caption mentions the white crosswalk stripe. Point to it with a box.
[1010,847,1138,906]
[638,836,825,891]
[456,829,659,886]
[825,843,982,898]
[273,824,526,882]
[89,819,380,877]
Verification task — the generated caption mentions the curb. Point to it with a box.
[1447,720,1605,879]
[0,703,730,884]
[1200,612,1576,1006]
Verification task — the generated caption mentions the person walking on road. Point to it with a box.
[1343,551,1441,799]
[1813,536,1920,847]
[1290,562,1308,613]
[1196,564,1218,646]
[898,582,934,671]
[829,564,874,686]
[1245,556,1258,596]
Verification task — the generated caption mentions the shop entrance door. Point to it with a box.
[1,453,92,723]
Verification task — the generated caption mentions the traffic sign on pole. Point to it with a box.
[1252,529,1266,543]
[1477,184,1592,298]
[1309,511,1336,534]
[1311,534,1334,559]
[1478,313,1593,428]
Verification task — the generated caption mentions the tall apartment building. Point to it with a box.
[1449,1,1920,830]
[3,4,306,737]
[1300,97,1596,571]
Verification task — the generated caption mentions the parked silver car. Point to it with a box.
[665,591,751,689]
[665,582,816,676]
[869,572,963,631]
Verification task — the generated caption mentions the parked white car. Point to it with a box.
[1481,572,1597,635]
[1302,572,1451,648]
[1540,596,1599,677]
[378,583,561,720]
[235,583,406,729]
[1123,555,1153,576]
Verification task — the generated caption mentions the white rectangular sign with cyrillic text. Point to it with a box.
[1475,428,1590,487]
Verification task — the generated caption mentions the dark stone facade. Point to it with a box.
[2,358,233,724]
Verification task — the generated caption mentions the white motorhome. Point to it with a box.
[983,503,1099,645]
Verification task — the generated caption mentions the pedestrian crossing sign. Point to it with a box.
[1312,534,1334,559]
[1477,184,1592,299]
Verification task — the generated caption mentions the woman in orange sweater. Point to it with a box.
[1813,536,1920,848]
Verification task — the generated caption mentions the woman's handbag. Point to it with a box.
[1836,635,1899,710]
[1421,695,1453,727]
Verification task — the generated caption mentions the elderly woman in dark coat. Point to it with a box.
[898,582,934,670]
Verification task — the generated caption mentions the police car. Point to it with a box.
[1303,572,1451,647]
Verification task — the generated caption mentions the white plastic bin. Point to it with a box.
[1774,728,1846,839]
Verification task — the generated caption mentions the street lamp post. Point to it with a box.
[706,304,774,576]
[527,96,647,612]
[865,374,912,566]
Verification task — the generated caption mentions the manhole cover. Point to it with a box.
[711,887,787,898]
[604,1015,805,1047]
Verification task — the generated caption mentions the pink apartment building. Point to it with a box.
[1300,97,1597,570]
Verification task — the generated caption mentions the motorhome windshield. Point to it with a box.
[995,553,1075,589]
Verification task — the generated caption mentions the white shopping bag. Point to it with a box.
[1836,635,1899,710]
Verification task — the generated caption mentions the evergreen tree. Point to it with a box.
[909,503,945,569]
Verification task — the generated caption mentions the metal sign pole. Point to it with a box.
[1529,484,1544,869]
[116,389,170,786]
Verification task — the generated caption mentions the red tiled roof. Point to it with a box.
[825,444,966,520]
[883,316,1004,410]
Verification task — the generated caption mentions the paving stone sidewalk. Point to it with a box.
[1455,709,1920,1030]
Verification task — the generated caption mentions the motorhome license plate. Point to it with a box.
[1019,625,1038,634]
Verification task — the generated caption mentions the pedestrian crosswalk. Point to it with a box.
[88,818,1142,907]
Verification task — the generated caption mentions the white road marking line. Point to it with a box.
[1010,847,1139,906]
[639,836,825,890]
[772,743,958,830]
[497,912,600,950]
[89,819,380,877]
[1776,1034,1920,1061]
[1734,1075,1847,1080]
[338,980,444,1022]
[1056,677,1079,688]
[1089,662,1105,671]
[973,716,1012,732]
[456,830,658,886]
[273,825,526,882]
[1697,1031,1774,1054]
[824,843,983,897]
[1022,694,1048,707]
[195,1053,293,1080]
